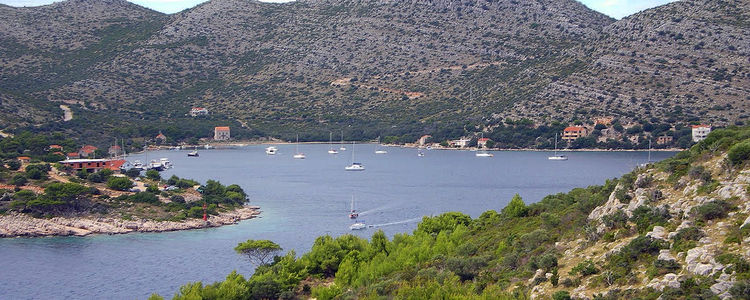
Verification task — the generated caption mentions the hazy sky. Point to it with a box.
[1,0,678,19]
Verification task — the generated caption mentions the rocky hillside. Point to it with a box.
[156,126,750,299]
[0,0,747,142]
[513,0,750,126]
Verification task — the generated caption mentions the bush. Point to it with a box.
[127,192,160,204]
[124,168,141,178]
[570,260,599,277]
[87,172,104,183]
[11,174,27,186]
[6,159,21,171]
[107,177,133,191]
[502,194,528,218]
[146,170,161,181]
[552,291,572,300]
[630,205,670,234]
[693,200,732,221]
[728,140,750,166]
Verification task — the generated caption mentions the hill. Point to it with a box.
[0,0,747,145]
[156,126,750,299]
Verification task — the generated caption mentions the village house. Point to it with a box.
[189,107,209,117]
[214,126,231,141]
[155,131,167,144]
[450,138,471,148]
[17,156,31,164]
[562,126,589,140]
[67,152,80,159]
[656,135,673,145]
[48,144,63,151]
[418,135,432,146]
[59,159,128,173]
[692,125,711,142]
[108,145,122,157]
[478,137,490,148]
[78,145,98,158]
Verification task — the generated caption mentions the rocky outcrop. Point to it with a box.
[685,244,724,276]
[0,206,260,238]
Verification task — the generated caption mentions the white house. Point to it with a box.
[189,107,209,117]
[450,139,471,148]
[691,125,711,142]
[214,127,231,141]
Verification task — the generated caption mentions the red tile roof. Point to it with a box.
[49,145,63,149]
[17,156,31,160]
[478,138,490,142]
[691,124,711,128]
[564,126,586,131]
[80,145,98,154]
[215,126,230,131]
[67,152,80,158]
[105,160,127,170]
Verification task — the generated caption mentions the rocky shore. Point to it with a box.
[0,206,260,238]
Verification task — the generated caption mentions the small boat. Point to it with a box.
[328,132,338,154]
[132,160,145,171]
[349,195,359,219]
[345,142,365,171]
[418,151,425,157]
[148,160,164,171]
[375,136,387,154]
[160,158,173,169]
[548,133,568,161]
[187,146,199,157]
[265,146,277,155]
[349,221,366,230]
[293,134,306,159]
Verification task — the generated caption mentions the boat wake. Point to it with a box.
[357,204,398,216]
[368,217,423,228]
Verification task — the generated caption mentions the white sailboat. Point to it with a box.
[639,139,652,167]
[345,142,365,171]
[375,136,388,154]
[328,132,339,154]
[293,134,306,159]
[548,133,568,160]
[475,133,494,157]
[339,131,347,151]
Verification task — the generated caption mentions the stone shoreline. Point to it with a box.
[0,206,261,238]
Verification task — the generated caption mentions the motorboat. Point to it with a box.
[476,152,494,157]
[265,146,277,155]
[148,160,164,171]
[349,221,366,230]
[160,158,173,169]
[187,150,199,157]
[132,160,145,171]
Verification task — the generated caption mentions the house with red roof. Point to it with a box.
[562,126,589,140]
[189,107,208,117]
[48,145,64,151]
[214,126,231,141]
[108,145,122,157]
[59,159,129,173]
[691,125,711,142]
[67,152,80,159]
[17,156,31,164]
[78,145,98,158]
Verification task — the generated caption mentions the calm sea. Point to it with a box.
[0,145,675,299]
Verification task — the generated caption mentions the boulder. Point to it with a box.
[658,249,676,261]
[646,226,668,240]
[589,184,626,220]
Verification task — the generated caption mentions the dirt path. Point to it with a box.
[60,105,72,121]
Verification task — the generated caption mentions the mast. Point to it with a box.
[296,134,300,154]
[554,133,558,156]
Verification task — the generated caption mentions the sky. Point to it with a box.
[1,0,678,19]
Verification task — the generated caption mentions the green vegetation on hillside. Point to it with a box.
[157,126,750,299]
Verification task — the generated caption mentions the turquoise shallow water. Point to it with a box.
[0,145,675,299]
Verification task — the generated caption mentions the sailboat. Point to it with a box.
[345,142,365,171]
[375,136,388,154]
[328,132,339,154]
[293,134,306,159]
[548,133,568,160]
[417,148,425,157]
[339,131,347,151]
[475,133,494,157]
[348,195,359,219]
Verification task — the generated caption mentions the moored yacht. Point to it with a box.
[265,146,277,155]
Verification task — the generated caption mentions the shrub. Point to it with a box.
[6,159,21,171]
[630,205,670,234]
[602,210,628,229]
[124,168,141,178]
[552,291,572,300]
[146,170,161,181]
[728,140,750,166]
[730,280,750,299]
[107,177,133,191]
[502,194,528,218]
[692,200,732,221]
[11,174,27,186]
[127,192,159,204]
[570,260,599,277]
